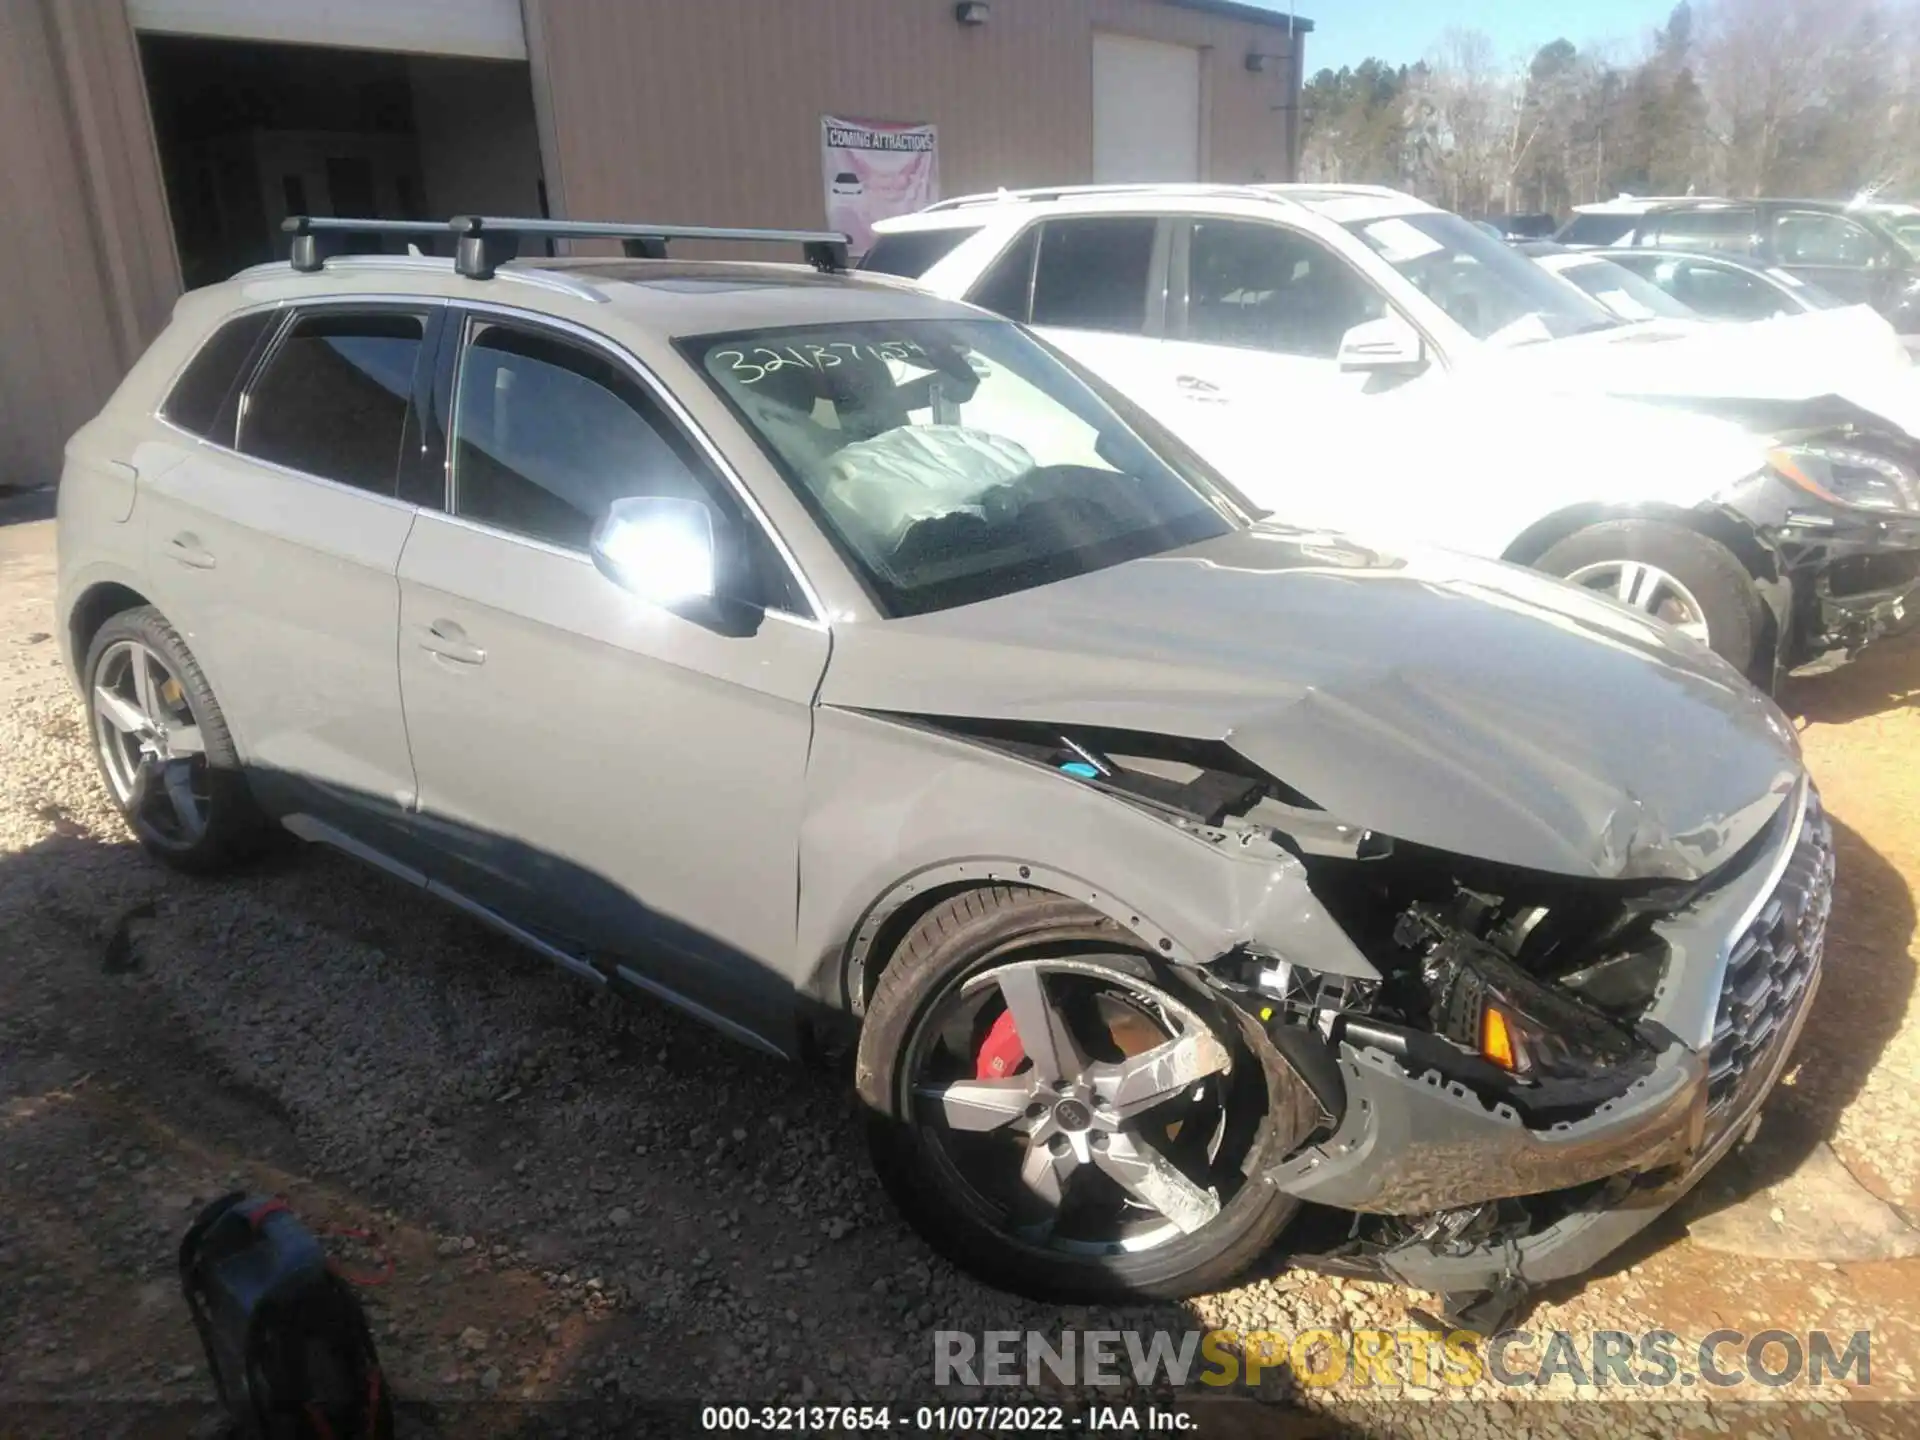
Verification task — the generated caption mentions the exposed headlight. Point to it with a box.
[1767,442,1920,513]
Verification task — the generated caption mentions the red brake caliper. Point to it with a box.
[973,1009,1027,1080]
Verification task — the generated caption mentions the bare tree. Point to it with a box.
[1294,0,1920,208]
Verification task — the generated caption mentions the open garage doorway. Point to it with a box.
[139,35,545,290]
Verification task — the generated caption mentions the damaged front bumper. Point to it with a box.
[1721,469,1920,674]
[1262,780,1833,1301]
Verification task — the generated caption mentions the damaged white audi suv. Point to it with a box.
[56,216,1828,1327]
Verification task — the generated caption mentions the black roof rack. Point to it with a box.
[280,215,852,279]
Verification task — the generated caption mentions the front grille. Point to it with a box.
[1707,789,1834,1116]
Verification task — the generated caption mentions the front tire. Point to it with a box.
[856,886,1315,1301]
[83,606,270,874]
[1535,519,1766,678]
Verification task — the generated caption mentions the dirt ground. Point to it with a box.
[2,488,1919,1438]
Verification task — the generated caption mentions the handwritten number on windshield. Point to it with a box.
[713,340,930,385]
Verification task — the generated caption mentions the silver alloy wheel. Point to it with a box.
[1564,559,1712,644]
[908,956,1238,1256]
[91,639,210,847]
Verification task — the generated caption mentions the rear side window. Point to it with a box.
[1031,217,1158,333]
[1556,213,1638,246]
[238,311,427,495]
[1644,208,1756,254]
[161,311,275,444]
[860,226,981,278]
[967,225,1041,321]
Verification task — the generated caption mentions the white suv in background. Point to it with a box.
[866,184,1920,682]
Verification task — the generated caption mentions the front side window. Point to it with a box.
[1673,261,1795,321]
[451,323,712,551]
[162,311,275,444]
[239,311,426,494]
[1186,220,1384,357]
[1549,257,1696,321]
[685,319,1239,616]
[1772,210,1884,268]
[1030,217,1158,334]
[449,321,799,609]
[1344,210,1613,344]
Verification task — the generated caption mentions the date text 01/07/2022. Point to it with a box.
[698,1403,1198,1432]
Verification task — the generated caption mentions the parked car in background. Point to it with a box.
[1552,195,1698,247]
[1592,246,1851,323]
[1523,242,1911,369]
[58,213,1831,1328]
[1515,241,1701,322]
[1558,196,1920,330]
[872,183,1920,680]
[1865,200,1920,252]
[1472,211,1558,240]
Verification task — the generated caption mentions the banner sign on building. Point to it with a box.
[821,115,939,254]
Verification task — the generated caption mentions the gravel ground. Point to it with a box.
[1,500,1917,1438]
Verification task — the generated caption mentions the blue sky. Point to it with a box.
[1250,0,1682,72]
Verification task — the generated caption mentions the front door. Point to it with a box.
[1142,218,1395,524]
[1768,208,1902,309]
[395,312,828,1053]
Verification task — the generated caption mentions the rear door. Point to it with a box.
[393,310,827,1051]
[991,216,1177,418]
[139,303,435,838]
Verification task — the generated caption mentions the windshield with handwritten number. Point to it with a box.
[685,320,1240,617]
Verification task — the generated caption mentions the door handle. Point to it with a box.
[418,619,486,666]
[1175,374,1227,402]
[166,532,216,570]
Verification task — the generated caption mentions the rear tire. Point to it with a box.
[1535,519,1766,678]
[856,885,1316,1301]
[83,606,270,874]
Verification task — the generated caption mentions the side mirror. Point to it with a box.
[1336,314,1428,375]
[590,495,717,607]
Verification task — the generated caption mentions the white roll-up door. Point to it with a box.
[127,0,527,59]
[1092,32,1201,183]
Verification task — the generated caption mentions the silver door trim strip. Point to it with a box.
[282,810,793,1059]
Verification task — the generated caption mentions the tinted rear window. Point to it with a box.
[238,311,426,495]
[161,311,275,444]
[1556,213,1639,246]
[967,225,1041,321]
[860,226,981,278]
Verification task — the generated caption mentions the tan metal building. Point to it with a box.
[0,0,1309,488]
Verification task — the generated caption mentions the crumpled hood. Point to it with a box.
[821,525,1802,882]
[1477,312,1920,437]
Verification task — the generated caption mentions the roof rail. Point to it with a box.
[1256,182,1414,202]
[282,217,447,272]
[280,215,852,280]
[921,183,1294,212]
